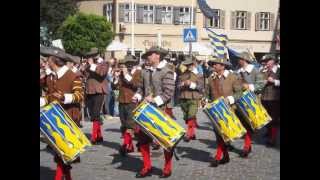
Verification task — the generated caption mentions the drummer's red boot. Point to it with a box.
[160,150,173,178]
[136,144,152,178]
[54,162,63,180]
[184,119,193,142]
[120,130,134,155]
[96,122,103,143]
[211,139,224,167]
[190,118,197,140]
[220,144,230,164]
[240,131,252,158]
[91,120,98,144]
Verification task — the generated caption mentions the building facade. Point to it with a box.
[78,0,280,60]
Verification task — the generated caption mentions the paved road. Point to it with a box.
[40,107,280,180]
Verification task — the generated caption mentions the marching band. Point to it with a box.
[40,46,280,179]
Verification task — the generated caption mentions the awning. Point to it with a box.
[106,40,128,51]
[183,42,213,56]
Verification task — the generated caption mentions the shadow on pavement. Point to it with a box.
[176,146,211,163]
[40,166,55,180]
[197,138,217,149]
[197,124,213,132]
[101,141,121,151]
[110,153,163,176]
[105,128,121,133]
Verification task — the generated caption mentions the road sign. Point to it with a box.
[183,28,197,42]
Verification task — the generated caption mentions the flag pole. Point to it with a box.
[189,0,194,56]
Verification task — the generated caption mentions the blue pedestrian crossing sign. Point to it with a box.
[183,28,197,42]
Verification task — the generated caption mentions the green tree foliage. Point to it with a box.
[57,12,114,56]
[40,0,78,39]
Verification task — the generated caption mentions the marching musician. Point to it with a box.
[40,46,84,180]
[132,46,176,178]
[235,52,265,158]
[112,55,141,156]
[205,56,242,167]
[178,56,204,142]
[83,48,108,144]
[65,54,84,127]
[260,54,280,147]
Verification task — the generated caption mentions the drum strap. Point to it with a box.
[172,148,180,161]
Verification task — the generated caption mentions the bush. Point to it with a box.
[58,12,114,56]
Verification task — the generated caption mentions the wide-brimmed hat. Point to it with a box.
[119,55,138,65]
[141,46,168,59]
[84,47,99,58]
[65,54,81,64]
[40,46,69,61]
[207,56,232,67]
[182,56,195,65]
[260,54,278,62]
[236,52,255,63]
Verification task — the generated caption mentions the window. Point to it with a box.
[231,11,251,30]
[236,11,247,29]
[103,3,113,22]
[256,12,274,31]
[260,12,270,30]
[122,3,136,23]
[161,6,173,24]
[204,9,225,29]
[179,7,191,24]
[143,5,154,24]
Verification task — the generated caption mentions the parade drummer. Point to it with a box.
[112,55,141,156]
[178,56,204,142]
[205,56,242,167]
[132,46,176,178]
[40,46,84,180]
[82,48,108,144]
[235,52,265,158]
[260,54,280,147]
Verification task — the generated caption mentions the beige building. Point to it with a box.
[78,0,280,60]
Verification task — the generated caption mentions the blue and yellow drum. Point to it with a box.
[40,101,91,164]
[236,90,272,130]
[204,97,247,143]
[132,101,186,151]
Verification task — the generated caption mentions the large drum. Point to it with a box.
[204,97,247,143]
[236,90,272,130]
[132,101,186,151]
[40,101,91,164]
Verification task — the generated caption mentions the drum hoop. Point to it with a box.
[41,111,80,164]
[132,101,185,151]
[40,101,90,163]
[204,97,246,143]
[51,101,91,146]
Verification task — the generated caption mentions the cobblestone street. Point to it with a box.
[40,107,280,180]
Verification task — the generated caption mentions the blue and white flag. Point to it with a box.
[205,27,228,59]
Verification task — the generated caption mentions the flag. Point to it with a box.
[205,27,228,58]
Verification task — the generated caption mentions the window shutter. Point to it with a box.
[173,7,180,25]
[246,11,251,30]
[136,4,144,24]
[203,16,208,27]
[231,11,236,29]
[118,4,125,22]
[255,12,260,31]
[220,10,225,29]
[155,6,162,24]
[103,4,107,17]
[193,8,197,25]
[270,12,275,31]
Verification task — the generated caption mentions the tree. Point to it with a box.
[57,13,114,56]
[40,0,78,39]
